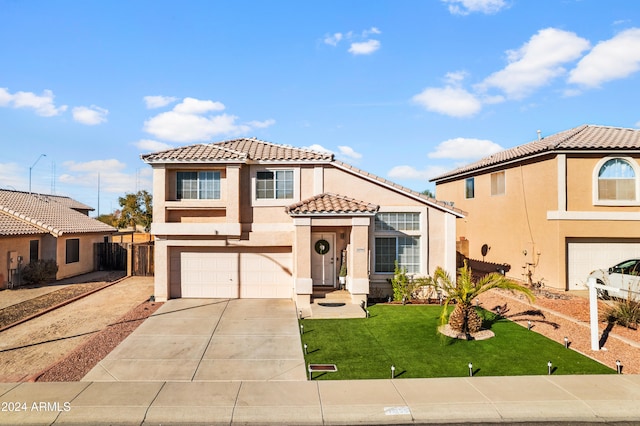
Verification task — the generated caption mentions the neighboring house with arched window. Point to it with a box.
[431,124,640,291]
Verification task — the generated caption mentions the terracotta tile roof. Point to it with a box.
[0,213,47,236]
[431,124,640,182]
[0,190,116,237]
[287,193,380,215]
[141,138,333,163]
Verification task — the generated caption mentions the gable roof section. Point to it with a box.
[286,193,379,216]
[431,125,640,182]
[141,138,464,217]
[0,190,116,237]
[141,138,333,164]
[333,161,466,218]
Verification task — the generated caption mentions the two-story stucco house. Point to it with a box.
[142,138,464,310]
[431,124,640,291]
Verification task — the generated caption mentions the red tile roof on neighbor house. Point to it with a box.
[286,193,380,216]
[0,189,116,237]
[141,138,333,163]
[430,124,640,182]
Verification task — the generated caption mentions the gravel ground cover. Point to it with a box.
[34,300,162,382]
[0,282,108,329]
[478,287,640,374]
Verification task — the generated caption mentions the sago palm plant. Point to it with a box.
[433,261,534,335]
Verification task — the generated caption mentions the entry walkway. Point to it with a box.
[83,299,307,381]
[1,375,640,424]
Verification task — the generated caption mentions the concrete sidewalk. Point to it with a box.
[1,374,640,424]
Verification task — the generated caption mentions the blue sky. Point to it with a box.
[2,0,640,215]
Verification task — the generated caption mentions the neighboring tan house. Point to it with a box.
[0,189,116,288]
[141,138,464,310]
[431,124,640,291]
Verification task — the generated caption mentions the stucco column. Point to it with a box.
[226,165,241,224]
[154,239,169,302]
[293,218,313,307]
[349,217,371,301]
[152,166,167,223]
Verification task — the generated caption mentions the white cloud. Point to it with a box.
[338,146,362,160]
[348,40,380,55]
[72,105,109,125]
[443,0,507,15]
[0,162,26,190]
[134,139,174,152]
[63,159,126,173]
[324,33,343,46]
[60,159,142,194]
[173,97,225,114]
[478,28,590,99]
[362,27,381,37]
[387,165,449,181]
[568,28,640,88]
[247,119,276,128]
[144,95,178,109]
[143,97,275,143]
[412,86,482,117]
[428,137,504,160]
[0,87,68,117]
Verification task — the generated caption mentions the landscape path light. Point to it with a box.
[527,320,532,330]
[468,362,473,377]
[391,365,395,379]
[300,324,304,335]
[564,336,569,348]
[304,343,308,355]
[547,360,552,375]
[616,360,622,374]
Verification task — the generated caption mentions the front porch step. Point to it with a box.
[312,288,351,302]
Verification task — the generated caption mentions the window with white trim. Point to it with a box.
[374,212,421,274]
[177,171,220,200]
[598,158,636,201]
[491,171,505,196]
[375,237,420,274]
[256,170,294,199]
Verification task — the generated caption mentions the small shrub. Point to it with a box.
[21,259,58,285]
[602,298,640,329]
[389,262,421,303]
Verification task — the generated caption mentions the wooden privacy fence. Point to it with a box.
[94,242,154,276]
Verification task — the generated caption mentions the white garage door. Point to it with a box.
[567,240,640,290]
[170,248,293,299]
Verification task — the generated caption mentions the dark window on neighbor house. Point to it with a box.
[374,236,420,274]
[465,178,475,199]
[65,239,80,264]
[491,171,505,196]
[29,240,39,263]
[256,170,294,199]
[598,158,636,201]
[177,171,221,200]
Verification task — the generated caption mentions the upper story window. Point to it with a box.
[465,177,475,199]
[177,171,220,200]
[256,170,294,199]
[598,158,636,201]
[375,212,420,231]
[491,171,505,196]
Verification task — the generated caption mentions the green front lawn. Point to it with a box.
[300,304,614,379]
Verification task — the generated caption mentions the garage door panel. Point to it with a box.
[567,240,640,290]
[170,248,292,299]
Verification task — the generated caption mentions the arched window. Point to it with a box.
[598,158,636,201]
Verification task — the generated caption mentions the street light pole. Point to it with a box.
[29,153,47,194]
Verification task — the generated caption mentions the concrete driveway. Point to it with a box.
[83,299,307,382]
